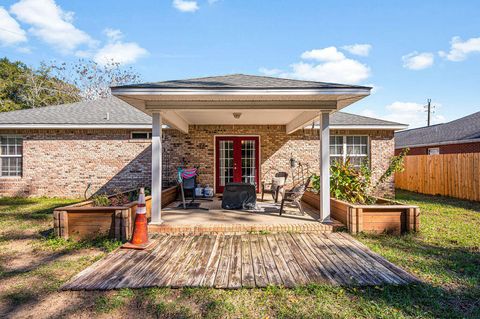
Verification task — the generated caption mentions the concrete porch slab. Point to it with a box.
[149,197,344,235]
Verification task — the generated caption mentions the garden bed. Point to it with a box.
[302,191,420,235]
[53,186,178,241]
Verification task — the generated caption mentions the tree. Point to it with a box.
[51,59,141,101]
[0,57,81,112]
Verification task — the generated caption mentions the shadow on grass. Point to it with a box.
[396,189,480,213]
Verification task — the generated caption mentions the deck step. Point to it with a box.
[149,222,344,235]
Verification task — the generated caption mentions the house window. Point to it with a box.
[0,136,22,177]
[329,135,369,167]
[428,147,440,155]
[130,132,152,139]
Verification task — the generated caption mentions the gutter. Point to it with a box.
[396,137,480,149]
[111,87,371,96]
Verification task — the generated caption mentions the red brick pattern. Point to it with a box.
[0,129,152,197]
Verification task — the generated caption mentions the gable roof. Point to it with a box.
[0,96,404,130]
[113,74,371,90]
[395,111,480,148]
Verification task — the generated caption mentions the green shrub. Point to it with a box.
[311,148,408,204]
[92,194,110,207]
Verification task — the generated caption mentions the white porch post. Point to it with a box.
[151,112,163,224]
[319,111,331,222]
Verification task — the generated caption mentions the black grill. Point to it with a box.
[221,183,256,210]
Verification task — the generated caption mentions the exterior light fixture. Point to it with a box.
[233,112,242,119]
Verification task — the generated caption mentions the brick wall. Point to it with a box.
[0,129,152,198]
[163,126,396,198]
[0,126,395,198]
[396,141,480,155]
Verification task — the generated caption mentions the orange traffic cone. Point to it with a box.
[121,188,154,250]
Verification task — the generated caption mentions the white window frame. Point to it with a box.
[130,131,152,140]
[330,135,370,167]
[0,135,23,177]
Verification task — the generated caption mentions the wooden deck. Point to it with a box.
[63,233,418,290]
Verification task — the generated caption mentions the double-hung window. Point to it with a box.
[329,135,369,167]
[0,136,23,177]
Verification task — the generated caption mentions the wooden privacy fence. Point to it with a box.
[395,153,480,202]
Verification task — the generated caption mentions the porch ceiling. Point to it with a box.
[114,93,368,134]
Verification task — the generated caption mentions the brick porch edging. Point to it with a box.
[148,222,344,235]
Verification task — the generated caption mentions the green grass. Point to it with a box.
[0,192,479,318]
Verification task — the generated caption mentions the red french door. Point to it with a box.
[215,136,260,193]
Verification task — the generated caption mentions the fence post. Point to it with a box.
[58,211,69,239]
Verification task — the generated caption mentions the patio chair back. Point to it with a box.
[182,176,196,190]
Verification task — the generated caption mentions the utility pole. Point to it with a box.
[427,99,432,126]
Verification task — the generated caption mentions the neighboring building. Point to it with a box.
[395,111,480,155]
[0,74,406,204]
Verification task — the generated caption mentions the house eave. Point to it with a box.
[0,124,154,129]
[328,125,408,131]
[396,137,480,149]
[111,87,371,96]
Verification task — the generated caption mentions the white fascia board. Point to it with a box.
[112,88,371,96]
[0,124,162,129]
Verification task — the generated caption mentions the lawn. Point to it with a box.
[0,191,479,318]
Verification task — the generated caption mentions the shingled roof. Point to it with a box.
[395,111,480,148]
[0,97,151,128]
[113,74,371,90]
[0,96,404,129]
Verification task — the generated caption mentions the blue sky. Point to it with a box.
[0,0,479,128]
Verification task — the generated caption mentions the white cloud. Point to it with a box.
[173,0,199,12]
[439,36,480,62]
[0,7,27,46]
[378,101,445,128]
[402,51,434,70]
[301,47,345,62]
[10,0,95,53]
[93,29,148,65]
[103,28,123,42]
[260,46,371,84]
[342,44,372,56]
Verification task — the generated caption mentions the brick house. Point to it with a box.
[0,74,406,222]
[395,111,480,155]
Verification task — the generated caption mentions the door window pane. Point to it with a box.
[241,139,256,185]
[219,140,234,186]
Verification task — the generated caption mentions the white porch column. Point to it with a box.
[151,112,163,224]
[319,111,331,222]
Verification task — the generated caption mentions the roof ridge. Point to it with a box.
[116,73,372,89]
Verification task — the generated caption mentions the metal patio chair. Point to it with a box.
[279,175,312,216]
[261,171,288,203]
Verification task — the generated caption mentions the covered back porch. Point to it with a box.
[112,74,371,228]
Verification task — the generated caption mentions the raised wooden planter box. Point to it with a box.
[302,191,420,235]
[53,186,178,241]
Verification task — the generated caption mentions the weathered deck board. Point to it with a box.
[62,233,419,290]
